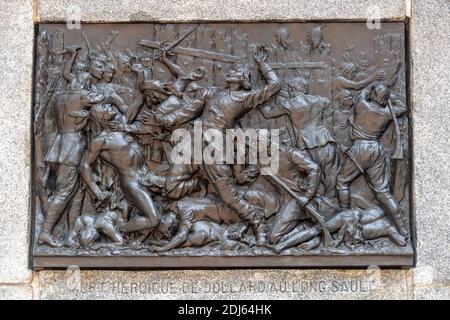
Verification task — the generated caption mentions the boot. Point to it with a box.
[337,187,351,210]
[214,177,267,245]
[389,213,408,237]
[379,193,409,237]
[38,231,63,247]
[254,221,267,246]
[38,199,67,247]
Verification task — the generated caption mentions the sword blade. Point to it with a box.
[139,39,242,63]
[168,24,200,50]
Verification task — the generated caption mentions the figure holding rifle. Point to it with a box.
[336,81,408,237]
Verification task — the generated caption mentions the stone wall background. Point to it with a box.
[0,0,448,299]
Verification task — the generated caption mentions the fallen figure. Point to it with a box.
[147,190,278,253]
[268,205,407,253]
[148,220,249,252]
[65,209,125,250]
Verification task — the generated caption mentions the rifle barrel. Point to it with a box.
[265,174,332,247]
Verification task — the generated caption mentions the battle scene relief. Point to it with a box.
[32,23,413,267]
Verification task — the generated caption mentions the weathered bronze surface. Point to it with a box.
[32,22,413,268]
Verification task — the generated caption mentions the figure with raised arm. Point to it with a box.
[143,46,281,245]
[336,81,408,236]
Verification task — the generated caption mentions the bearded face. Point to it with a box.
[225,66,251,90]
[144,89,168,105]
[287,78,310,97]
[370,83,390,107]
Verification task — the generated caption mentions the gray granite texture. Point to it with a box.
[410,0,450,285]
[0,0,34,284]
[38,269,410,300]
[37,0,407,22]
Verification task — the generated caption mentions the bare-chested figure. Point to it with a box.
[149,196,242,252]
[38,47,109,247]
[80,104,162,241]
[110,50,207,167]
[151,220,248,251]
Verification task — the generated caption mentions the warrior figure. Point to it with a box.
[336,82,408,236]
[38,49,107,247]
[80,104,163,246]
[260,77,338,200]
[142,46,281,245]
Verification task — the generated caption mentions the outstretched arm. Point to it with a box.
[143,99,206,127]
[259,100,291,119]
[242,47,281,110]
[62,49,78,83]
[125,89,144,123]
[101,63,145,122]
[335,70,384,91]
[160,51,185,79]
[108,120,155,134]
[156,226,190,252]
[106,89,144,123]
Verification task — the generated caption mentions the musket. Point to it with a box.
[387,99,403,159]
[140,42,243,63]
[336,141,365,174]
[265,174,333,247]
[380,58,403,160]
[34,72,60,133]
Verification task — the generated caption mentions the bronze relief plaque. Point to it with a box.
[32,22,413,268]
